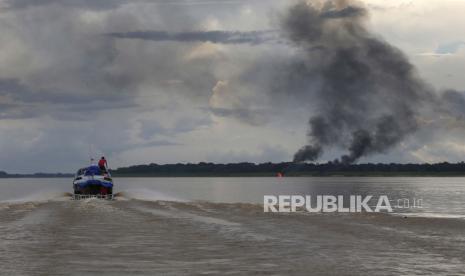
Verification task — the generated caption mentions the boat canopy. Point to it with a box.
[84,165,103,176]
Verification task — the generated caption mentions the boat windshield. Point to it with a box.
[76,168,86,176]
[84,166,104,176]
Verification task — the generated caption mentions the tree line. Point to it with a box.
[110,161,465,176]
[2,162,465,177]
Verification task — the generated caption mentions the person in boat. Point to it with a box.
[98,156,108,173]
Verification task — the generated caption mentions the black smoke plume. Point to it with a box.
[287,0,433,164]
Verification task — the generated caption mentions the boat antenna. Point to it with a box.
[89,144,95,165]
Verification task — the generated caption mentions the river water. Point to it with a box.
[0,177,464,275]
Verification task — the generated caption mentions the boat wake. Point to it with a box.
[0,191,71,206]
[114,188,185,202]
[0,188,464,275]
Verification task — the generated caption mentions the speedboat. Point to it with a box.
[72,165,114,200]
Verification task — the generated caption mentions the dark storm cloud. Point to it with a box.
[0,103,36,119]
[0,0,178,122]
[0,0,288,172]
[209,107,268,125]
[107,30,278,45]
[4,0,246,10]
[138,116,212,140]
[0,77,136,120]
[102,140,181,154]
[4,0,131,10]
[0,0,232,122]
[0,78,118,104]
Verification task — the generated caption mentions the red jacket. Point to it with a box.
[98,159,107,167]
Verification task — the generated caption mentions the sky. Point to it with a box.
[0,0,465,173]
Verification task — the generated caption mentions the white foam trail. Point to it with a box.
[116,188,185,202]
[395,212,465,219]
[0,190,69,205]
[132,204,272,241]
[12,208,52,226]
[134,205,240,226]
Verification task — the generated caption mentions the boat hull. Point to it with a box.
[74,179,113,188]
[74,181,113,194]
[72,165,114,199]
[71,194,114,200]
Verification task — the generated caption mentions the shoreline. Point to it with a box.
[3,173,465,178]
